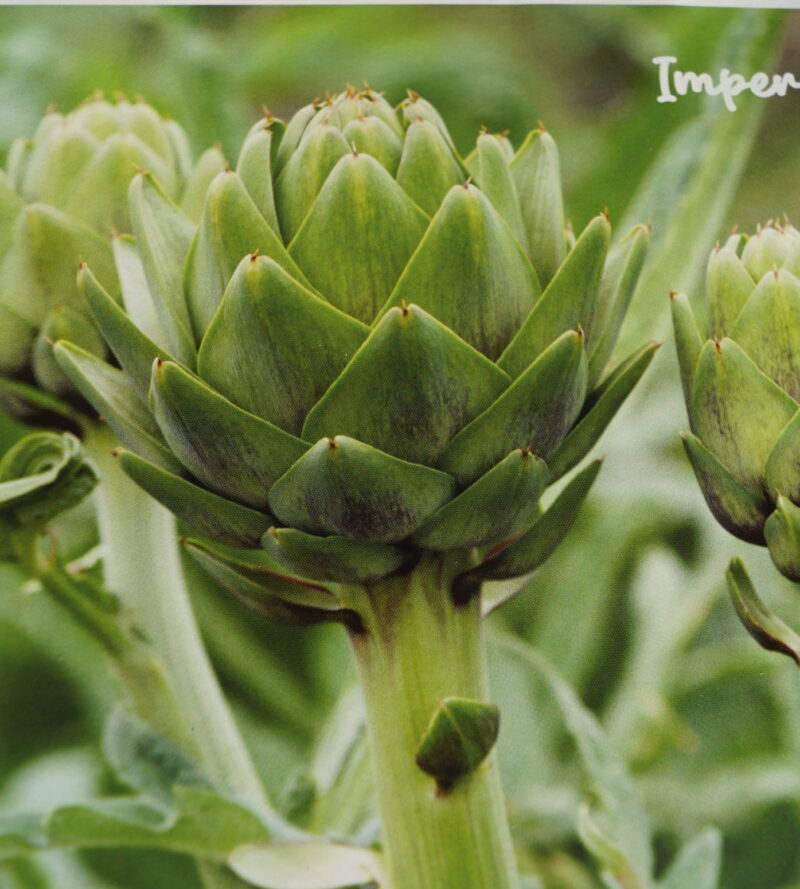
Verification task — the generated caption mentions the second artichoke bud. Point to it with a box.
[673,223,800,581]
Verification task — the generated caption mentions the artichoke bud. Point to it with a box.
[765,496,800,582]
[32,305,107,397]
[0,95,209,423]
[676,233,800,568]
[54,88,652,607]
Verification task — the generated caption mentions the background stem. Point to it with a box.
[349,555,520,889]
[83,423,268,813]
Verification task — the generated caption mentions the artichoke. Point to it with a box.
[673,224,800,583]
[55,86,655,603]
[0,94,224,422]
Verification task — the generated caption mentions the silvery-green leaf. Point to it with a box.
[302,303,510,466]
[658,829,722,889]
[269,436,455,543]
[112,233,167,349]
[229,841,384,889]
[381,183,540,360]
[289,152,429,324]
[197,255,369,436]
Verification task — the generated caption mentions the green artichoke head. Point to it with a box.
[0,94,224,422]
[56,87,654,619]
[673,223,800,581]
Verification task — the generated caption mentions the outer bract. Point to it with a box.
[0,94,224,424]
[673,224,800,582]
[58,87,655,601]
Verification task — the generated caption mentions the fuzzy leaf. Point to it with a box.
[229,841,384,889]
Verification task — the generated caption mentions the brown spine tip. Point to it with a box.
[575,324,585,339]
[328,437,338,450]
[520,446,532,458]
[401,302,410,317]
[602,206,610,221]
[154,355,164,368]
[463,176,473,189]
[110,448,121,458]
[249,250,260,262]
[350,141,359,157]
[773,267,781,279]
[406,88,420,102]
[268,527,280,540]
[712,337,722,353]
[537,119,547,132]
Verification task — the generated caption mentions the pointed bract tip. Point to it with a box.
[110,448,121,458]
[249,250,260,262]
[328,437,338,450]
[268,527,280,540]
[575,324,585,340]
[406,88,420,102]
[602,206,610,221]
[350,141,359,157]
[773,266,780,279]
[537,119,547,132]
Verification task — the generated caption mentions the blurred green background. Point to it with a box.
[2,6,800,889]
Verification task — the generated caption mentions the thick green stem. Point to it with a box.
[348,554,520,889]
[83,424,267,813]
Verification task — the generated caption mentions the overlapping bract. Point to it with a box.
[55,88,654,614]
[0,94,224,421]
[673,224,800,582]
